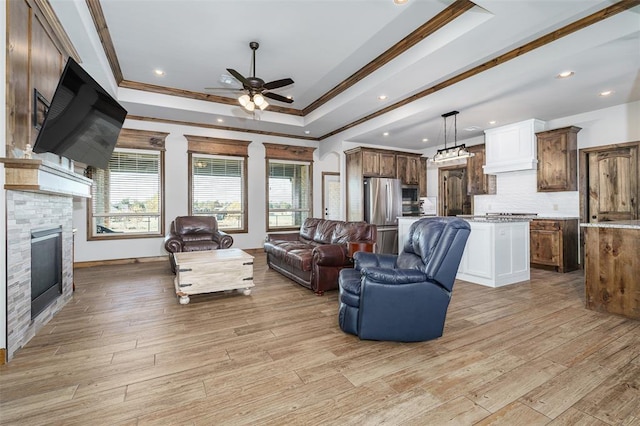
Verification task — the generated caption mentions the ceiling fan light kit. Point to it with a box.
[429,110,475,163]
[227,41,294,112]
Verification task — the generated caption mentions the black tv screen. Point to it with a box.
[32,57,127,169]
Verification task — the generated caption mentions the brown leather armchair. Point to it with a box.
[164,216,233,273]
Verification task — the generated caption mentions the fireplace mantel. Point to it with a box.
[0,158,92,198]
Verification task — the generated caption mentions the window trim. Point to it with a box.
[87,148,166,240]
[87,128,168,241]
[188,153,248,234]
[185,135,251,234]
[263,142,316,232]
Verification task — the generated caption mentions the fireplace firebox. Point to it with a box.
[31,226,63,319]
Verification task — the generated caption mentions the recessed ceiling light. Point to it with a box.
[556,70,574,79]
[599,90,613,97]
[383,132,389,136]
[488,120,497,125]
[216,118,224,123]
[378,95,388,100]
[394,0,408,4]
[464,126,481,131]
[154,69,165,76]
[422,138,429,142]
[304,130,310,135]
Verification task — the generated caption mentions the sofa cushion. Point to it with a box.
[183,241,218,251]
[264,241,315,271]
[300,218,321,241]
[175,216,217,234]
[331,221,371,244]
[181,233,215,242]
[313,220,338,244]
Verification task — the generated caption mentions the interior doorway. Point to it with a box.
[438,165,471,216]
[322,172,341,220]
[579,141,639,263]
[580,143,638,223]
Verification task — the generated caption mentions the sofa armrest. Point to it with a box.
[313,244,348,266]
[361,267,427,284]
[212,229,234,249]
[164,234,183,253]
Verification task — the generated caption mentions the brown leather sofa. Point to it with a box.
[264,218,377,295]
[164,216,233,273]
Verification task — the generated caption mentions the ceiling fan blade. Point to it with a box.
[226,68,251,88]
[264,92,293,104]
[263,78,294,90]
[204,87,243,91]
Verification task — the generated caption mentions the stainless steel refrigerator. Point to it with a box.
[363,177,402,254]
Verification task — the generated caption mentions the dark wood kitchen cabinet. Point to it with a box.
[530,218,578,273]
[362,149,396,177]
[345,147,426,221]
[466,144,495,195]
[536,126,580,192]
[418,157,427,197]
[396,154,421,186]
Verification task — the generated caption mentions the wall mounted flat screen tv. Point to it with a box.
[32,57,127,170]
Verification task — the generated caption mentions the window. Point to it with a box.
[90,148,164,238]
[185,135,251,233]
[88,128,167,240]
[268,160,312,230]
[190,154,246,232]
[264,143,316,232]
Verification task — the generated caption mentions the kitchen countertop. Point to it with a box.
[457,215,533,223]
[580,220,640,229]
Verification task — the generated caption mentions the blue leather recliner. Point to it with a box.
[338,217,471,342]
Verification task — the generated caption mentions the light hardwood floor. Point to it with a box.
[1,251,638,425]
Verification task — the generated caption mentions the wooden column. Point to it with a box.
[584,225,640,319]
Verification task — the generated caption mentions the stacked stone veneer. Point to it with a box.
[6,190,74,360]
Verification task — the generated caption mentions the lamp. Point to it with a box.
[238,92,269,112]
[429,110,475,163]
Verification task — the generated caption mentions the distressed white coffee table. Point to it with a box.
[173,248,254,304]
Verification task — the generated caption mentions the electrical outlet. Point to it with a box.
[553,204,558,211]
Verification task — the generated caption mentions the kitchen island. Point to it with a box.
[581,221,640,319]
[456,217,531,287]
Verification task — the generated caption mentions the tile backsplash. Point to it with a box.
[473,169,579,217]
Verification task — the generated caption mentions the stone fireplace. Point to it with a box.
[2,158,91,360]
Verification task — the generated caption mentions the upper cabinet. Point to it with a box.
[345,147,426,221]
[418,157,428,197]
[466,144,495,195]
[536,126,580,192]
[396,154,421,186]
[362,149,396,178]
[483,119,546,174]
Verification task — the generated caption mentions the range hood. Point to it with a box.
[483,119,546,174]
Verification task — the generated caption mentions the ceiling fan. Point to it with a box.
[210,41,294,111]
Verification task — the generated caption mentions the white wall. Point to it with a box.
[423,101,640,216]
[72,119,341,262]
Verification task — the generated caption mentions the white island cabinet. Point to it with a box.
[457,219,530,287]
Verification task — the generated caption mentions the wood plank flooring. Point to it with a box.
[1,251,638,425]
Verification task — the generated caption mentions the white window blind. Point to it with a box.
[91,149,162,237]
[267,160,311,229]
[191,154,245,231]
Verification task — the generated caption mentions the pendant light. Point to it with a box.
[429,110,475,163]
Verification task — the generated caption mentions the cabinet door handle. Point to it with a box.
[591,215,597,219]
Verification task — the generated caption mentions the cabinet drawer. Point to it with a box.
[530,220,560,231]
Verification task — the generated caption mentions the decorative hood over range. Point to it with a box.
[483,119,546,174]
